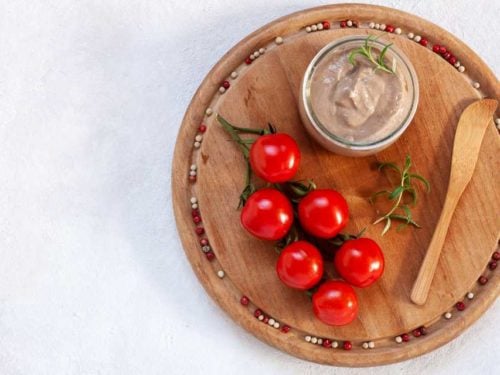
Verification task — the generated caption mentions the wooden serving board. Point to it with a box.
[172,4,500,366]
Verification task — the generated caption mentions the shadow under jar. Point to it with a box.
[299,35,419,157]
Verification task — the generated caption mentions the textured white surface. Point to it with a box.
[0,1,498,374]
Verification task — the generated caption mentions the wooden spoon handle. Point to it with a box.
[410,194,458,305]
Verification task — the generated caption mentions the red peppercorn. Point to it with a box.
[386,25,395,33]
[195,227,205,235]
[200,238,209,246]
[198,124,207,133]
[449,56,457,65]
[456,301,465,311]
[478,276,488,285]
[245,57,252,65]
[419,326,427,336]
[419,38,428,47]
[343,341,352,350]
[281,325,291,333]
[192,209,199,217]
[322,339,332,348]
[432,44,441,53]
[412,329,421,337]
[263,316,269,324]
[402,333,410,342]
[254,309,262,318]
[489,261,497,270]
[439,46,447,54]
[340,20,347,28]
[205,251,215,261]
[322,21,330,29]
[240,296,249,306]
[352,20,359,28]
[492,251,500,261]
[193,216,201,224]
[222,80,230,89]
[189,175,197,182]
[443,52,451,60]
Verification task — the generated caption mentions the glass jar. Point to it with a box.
[299,35,419,157]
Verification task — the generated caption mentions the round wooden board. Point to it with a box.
[172,4,500,367]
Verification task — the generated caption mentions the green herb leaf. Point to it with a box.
[238,183,256,208]
[217,115,248,157]
[405,186,418,206]
[378,162,401,174]
[389,186,404,200]
[388,214,421,228]
[409,173,431,192]
[378,43,393,66]
[348,50,360,66]
[403,154,412,173]
[401,205,412,222]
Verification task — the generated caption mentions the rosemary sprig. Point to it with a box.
[369,155,430,235]
[348,34,396,74]
[216,114,272,207]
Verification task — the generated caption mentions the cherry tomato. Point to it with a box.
[276,241,324,290]
[298,189,349,239]
[249,133,300,183]
[312,280,358,326]
[334,238,384,288]
[241,188,293,241]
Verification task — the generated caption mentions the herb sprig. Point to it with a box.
[217,114,272,207]
[369,155,430,235]
[348,35,396,74]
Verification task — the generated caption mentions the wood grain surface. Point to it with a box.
[172,4,500,366]
[411,99,498,305]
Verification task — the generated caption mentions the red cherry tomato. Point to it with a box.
[334,238,384,288]
[240,188,293,241]
[249,133,300,183]
[298,189,349,239]
[276,241,324,290]
[312,280,358,326]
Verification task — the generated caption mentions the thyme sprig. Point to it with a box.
[348,34,396,74]
[370,155,430,235]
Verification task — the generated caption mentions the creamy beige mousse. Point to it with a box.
[309,46,411,144]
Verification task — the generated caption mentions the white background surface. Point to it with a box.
[0,0,498,374]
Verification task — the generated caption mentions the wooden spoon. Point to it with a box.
[410,98,498,306]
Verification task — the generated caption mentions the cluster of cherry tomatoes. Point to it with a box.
[239,131,384,326]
